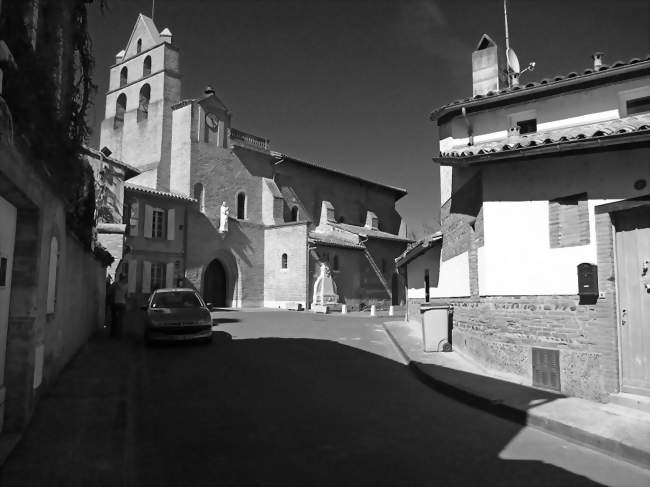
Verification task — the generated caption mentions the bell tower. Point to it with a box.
[99,14,181,191]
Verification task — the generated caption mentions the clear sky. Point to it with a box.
[87,0,650,237]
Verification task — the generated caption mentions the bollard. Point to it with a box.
[389,305,394,316]
[370,305,376,317]
[341,304,347,314]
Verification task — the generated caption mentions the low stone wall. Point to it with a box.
[407,293,618,402]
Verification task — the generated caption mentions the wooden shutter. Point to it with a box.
[166,262,175,288]
[130,200,139,236]
[167,209,175,241]
[46,237,58,313]
[128,259,137,293]
[142,261,152,293]
[144,205,153,238]
[532,347,561,391]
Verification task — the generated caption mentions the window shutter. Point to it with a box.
[167,209,175,241]
[142,261,151,293]
[130,200,139,236]
[166,262,175,288]
[46,237,58,313]
[128,259,137,293]
[144,205,153,238]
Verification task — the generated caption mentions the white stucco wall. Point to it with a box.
[478,199,616,296]
[407,250,471,299]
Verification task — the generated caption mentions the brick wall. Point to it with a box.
[264,223,308,307]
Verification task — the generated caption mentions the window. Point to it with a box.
[152,208,166,239]
[372,217,379,229]
[517,118,537,134]
[46,237,59,313]
[136,38,142,53]
[424,269,430,303]
[120,66,128,87]
[137,84,150,122]
[281,253,288,269]
[290,206,299,222]
[143,55,151,77]
[0,256,7,286]
[237,192,246,219]
[194,183,205,213]
[332,255,339,271]
[151,262,166,291]
[114,93,126,129]
[549,193,590,248]
[626,96,650,116]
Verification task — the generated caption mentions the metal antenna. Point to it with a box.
[504,0,511,87]
[152,0,155,21]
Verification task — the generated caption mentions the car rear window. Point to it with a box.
[151,291,203,309]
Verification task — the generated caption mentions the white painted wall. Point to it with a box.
[478,199,617,295]
[407,251,471,299]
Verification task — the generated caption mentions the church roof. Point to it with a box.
[330,222,412,242]
[270,152,408,199]
[308,232,365,249]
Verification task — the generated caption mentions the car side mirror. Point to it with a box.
[206,302,212,308]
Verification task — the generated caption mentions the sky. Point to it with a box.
[87,0,650,237]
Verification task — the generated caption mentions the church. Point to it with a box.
[98,14,411,310]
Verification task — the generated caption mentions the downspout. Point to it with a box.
[462,107,474,146]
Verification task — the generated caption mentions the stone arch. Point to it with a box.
[114,93,126,130]
[201,250,240,308]
[137,84,150,123]
[143,55,151,77]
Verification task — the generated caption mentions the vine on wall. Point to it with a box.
[1,0,106,248]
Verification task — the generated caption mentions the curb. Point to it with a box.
[383,323,650,470]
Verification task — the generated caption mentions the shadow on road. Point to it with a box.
[212,317,241,326]
[0,333,605,487]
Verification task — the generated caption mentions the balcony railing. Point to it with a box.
[229,128,270,151]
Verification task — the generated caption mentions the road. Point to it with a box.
[1,310,648,486]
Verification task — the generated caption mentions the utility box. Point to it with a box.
[421,305,452,352]
[577,263,598,298]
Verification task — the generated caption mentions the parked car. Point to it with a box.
[142,288,213,344]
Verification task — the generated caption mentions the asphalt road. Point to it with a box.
[1,310,648,487]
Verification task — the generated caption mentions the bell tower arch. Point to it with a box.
[99,14,181,191]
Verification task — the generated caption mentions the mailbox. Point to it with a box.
[577,263,598,298]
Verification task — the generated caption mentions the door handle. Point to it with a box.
[621,308,627,326]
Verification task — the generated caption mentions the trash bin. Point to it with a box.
[420,305,452,352]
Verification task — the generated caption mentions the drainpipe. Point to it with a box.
[461,107,474,146]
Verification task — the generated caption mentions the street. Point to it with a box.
[1,310,648,487]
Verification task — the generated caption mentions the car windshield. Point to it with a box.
[151,291,203,309]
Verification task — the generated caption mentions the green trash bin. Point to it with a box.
[420,305,452,352]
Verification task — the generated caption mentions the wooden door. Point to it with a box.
[0,195,17,432]
[615,206,650,396]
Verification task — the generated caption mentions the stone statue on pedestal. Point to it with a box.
[312,263,339,306]
[219,202,230,233]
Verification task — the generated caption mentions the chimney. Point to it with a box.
[592,52,604,70]
[160,28,173,44]
[320,201,336,224]
[204,86,216,96]
[364,211,379,230]
[472,34,503,96]
[115,49,125,64]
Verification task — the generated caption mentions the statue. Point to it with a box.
[312,263,339,306]
[219,202,230,233]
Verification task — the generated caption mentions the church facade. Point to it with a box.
[99,14,411,310]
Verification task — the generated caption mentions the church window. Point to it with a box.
[281,253,288,269]
[136,38,142,53]
[237,192,247,219]
[120,66,128,87]
[290,206,299,222]
[332,255,339,271]
[194,183,205,213]
[137,84,150,123]
[143,55,151,77]
[114,93,126,129]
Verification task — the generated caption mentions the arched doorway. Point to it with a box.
[203,259,227,308]
[391,273,400,306]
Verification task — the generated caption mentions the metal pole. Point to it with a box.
[504,0,511,87]
[152,0,155,21]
